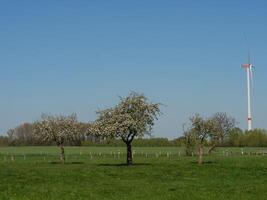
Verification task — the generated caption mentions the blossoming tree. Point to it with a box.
[33,114,85,164]
[89,92,161,165]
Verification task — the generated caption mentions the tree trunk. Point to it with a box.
[126,143,133,166]
[208,144,216,154]
[198,145,204,165]
[60,144,65,164]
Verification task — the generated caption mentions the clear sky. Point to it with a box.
[0,0,267,138]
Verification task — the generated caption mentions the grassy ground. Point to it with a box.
[0,147,267,200]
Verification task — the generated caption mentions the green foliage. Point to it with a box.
[133,138,173,147]
[184,131,197,156]
[225,129,267,147]
[225,127,244,147]
[0,136,8,147]
[81,138,176,147]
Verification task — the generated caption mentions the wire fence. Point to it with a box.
[1,148,267,163]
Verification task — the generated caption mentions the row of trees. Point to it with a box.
[2,92,267,165]
[4,128,267,148]
[2,129,180,147]
[82,138,180,147]
[222,128,267,147]
[30,92,160,165]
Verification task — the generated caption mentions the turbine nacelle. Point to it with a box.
[242,64,254,69]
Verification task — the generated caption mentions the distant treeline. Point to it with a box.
[222,128,267,147]
[0,122,183,147]
[81,138,184,147]
[1,122,267,147]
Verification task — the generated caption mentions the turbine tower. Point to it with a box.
[242,57,254,131]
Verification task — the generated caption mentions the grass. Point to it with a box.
[0,146,267,200]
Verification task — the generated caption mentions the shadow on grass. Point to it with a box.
[98,163,151,167]
[49,161,84,165]
[191,161,217,165]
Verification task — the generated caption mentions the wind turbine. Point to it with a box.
[242,54,254,131]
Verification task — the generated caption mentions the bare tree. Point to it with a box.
[184,114,216,165]
[208,112,236,154]
[7,123,34,145]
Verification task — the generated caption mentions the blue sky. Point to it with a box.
[0,0,267,138]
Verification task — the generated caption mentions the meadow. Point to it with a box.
[0,146,267,200]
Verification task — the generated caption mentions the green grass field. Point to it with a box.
[0,147,267,200]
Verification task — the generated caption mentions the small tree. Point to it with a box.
[89,92,161,165]
[184,114,215,165]
[208,112,236,153]
[33,114,84,164]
